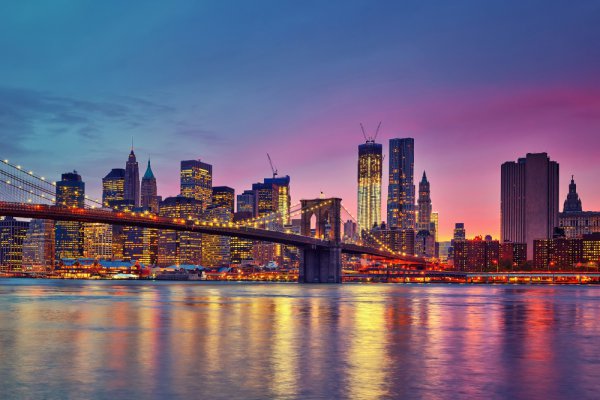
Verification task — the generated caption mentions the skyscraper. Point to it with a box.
[501,153,559,259]
[55,171,85,260]
[157,196,203,266]
[212,186,235,214]
[417,171,432,232]
[0,216,29,271]
[357,140,382,232]
[237,190,255,214]
[141,159,159,213]
[387,138,415,229]
[102,168,125,208]
[180,159,212,211]
[22,219,55,271]
[124,150,140,207]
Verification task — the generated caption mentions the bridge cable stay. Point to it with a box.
[339,202,398,255]
[0,159,103,208]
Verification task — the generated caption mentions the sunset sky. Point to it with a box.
[1,0,599,240]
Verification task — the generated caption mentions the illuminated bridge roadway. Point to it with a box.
[0,200,427,283]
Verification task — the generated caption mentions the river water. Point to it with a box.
[0,279,599,400]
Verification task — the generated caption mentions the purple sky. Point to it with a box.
[1,1,599,240]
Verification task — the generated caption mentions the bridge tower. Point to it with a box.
[299,197,342,283]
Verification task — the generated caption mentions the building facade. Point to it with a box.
[501,153,559,259]
[102,168,125,208]
[157,196,203,266]
[387,138,415,229]
[180,159,212,211]
[357,140,382,232]
[141,159,159,213]
[55,171,85,260]
[0,216,29,271]
[558,177,600,238]
[212,186,235,214]
[453,237,500,271]
[22,219,55,271]
[124,150,140,207]
[202,206,232,267]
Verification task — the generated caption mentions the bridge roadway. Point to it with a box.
[0,201,424,265]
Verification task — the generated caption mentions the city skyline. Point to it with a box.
[2,1,600,241]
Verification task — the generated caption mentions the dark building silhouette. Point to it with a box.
[141,159,159,213]
[124,150,140,207]
[501,153,559,260]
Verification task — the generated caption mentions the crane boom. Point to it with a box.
[267,153,278,178]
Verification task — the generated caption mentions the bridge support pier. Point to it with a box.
[299,246,342,283]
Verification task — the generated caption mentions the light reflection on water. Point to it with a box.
[1,279,599,400]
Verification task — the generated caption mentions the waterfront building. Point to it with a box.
[501,153,559,259]
[124,149,140,207]
[180,159,212,211]
[368,225,415,255]
[157,196,203,266]
[387,138,415,229]
[202,206,232,267]
[453,236,500,271]
[141,159,159,213]
[499,242,527,269]
[0,216,29,271]
[212,186,235,214]
[230,211,254,265]
[22,219,55,271]
[558,177,600,238]
[533,238,583,270]
[583,233,600,266]
[237,190,255,214]
[83,222,113,260]
[55,171,85,260]
[357,139,382,232]
[123,211,158,266]
[102,168,125,208]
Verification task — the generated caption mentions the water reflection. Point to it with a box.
[0,280,599,399]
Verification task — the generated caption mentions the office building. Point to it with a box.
[102,168,125,208]
[0,216,29,271]
[22,219,55,271]
[141,159,159,213]
[180,159,212,210]
[387,138,415,229]
[124,149,140,207]
[83,222,113,260]
[357,139,382,232]
[55,171,85,260]
[212,186,235,214]
[157,196,203,266]
[237,190,255,214]
[501,153,559,259]
[202,206,232,267]
[231,211,254,265]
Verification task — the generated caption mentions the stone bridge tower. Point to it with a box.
[299,198,342,283]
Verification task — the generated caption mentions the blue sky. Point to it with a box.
[1,0,599,238]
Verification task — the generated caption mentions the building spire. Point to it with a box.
[563,175,582,213]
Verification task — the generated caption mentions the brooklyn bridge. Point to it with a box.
[0,158,428,283]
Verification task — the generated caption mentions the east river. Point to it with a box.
[1,279,599,400]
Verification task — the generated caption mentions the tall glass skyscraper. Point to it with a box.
[102,168,125,208]
[357,140,382,232]
[55,171,85,260]
[180,159,212,211]
[387,138,415,229]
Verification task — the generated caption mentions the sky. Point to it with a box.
[1,0,599,240]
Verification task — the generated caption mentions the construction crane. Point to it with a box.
[267,153,278,178]
[360,121,382,143]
